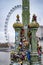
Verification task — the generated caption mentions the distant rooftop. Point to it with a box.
[39,25,43,28]
[0,43,9,48]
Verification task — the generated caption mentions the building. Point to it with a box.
[36,25,43,46]
[36,26,43,64]
[36,26,43,39]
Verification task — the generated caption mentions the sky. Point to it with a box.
[0,0,43,43]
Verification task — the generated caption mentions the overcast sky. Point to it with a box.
[0,0,43,43]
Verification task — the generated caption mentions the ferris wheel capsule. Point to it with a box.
[4,32,7,34]
[4,25,7,27]
[6,18,9,21]
[4,28,7,31]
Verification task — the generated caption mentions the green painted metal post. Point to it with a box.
[22,0,30,40]
[30,28,38,52]
[15,28,20,51]
[22,0,30,26]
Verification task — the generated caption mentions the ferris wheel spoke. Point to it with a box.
[4,5,22,42]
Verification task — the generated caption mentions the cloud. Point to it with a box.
[0,0,43,42]
[0,32,5,43]
[30,0,43,25]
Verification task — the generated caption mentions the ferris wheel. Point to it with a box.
[4,5,22,42]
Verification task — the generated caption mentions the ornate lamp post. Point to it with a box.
[28,14,39,63]
[13,15,23,51]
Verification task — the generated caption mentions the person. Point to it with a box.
[27,51,31,61]
[37,44,42,61]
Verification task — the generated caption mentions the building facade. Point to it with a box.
[36,26,43,39]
